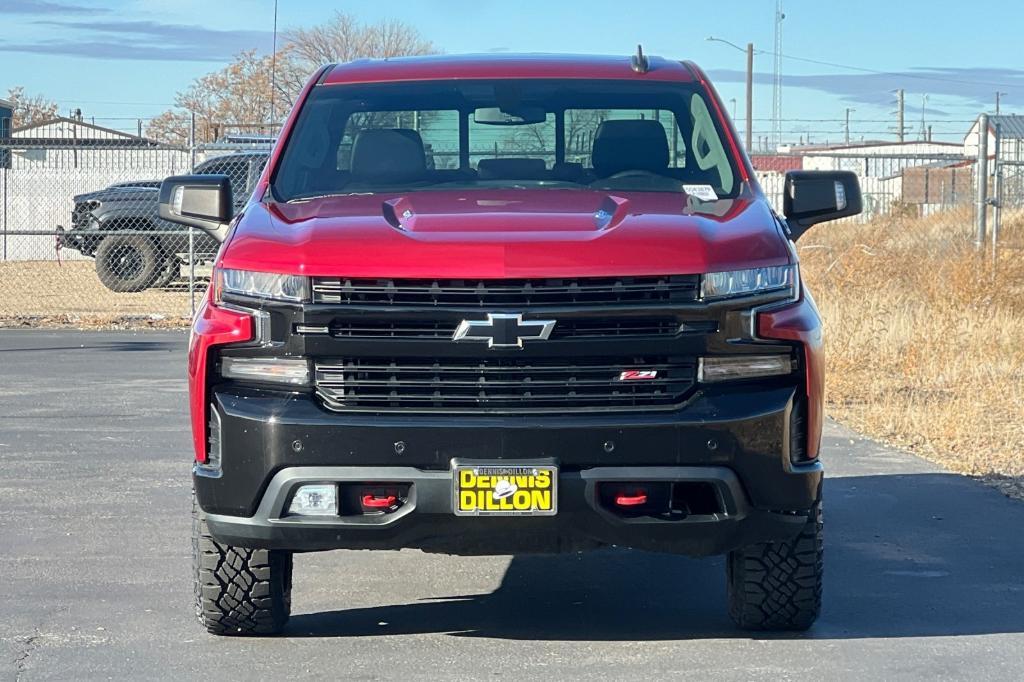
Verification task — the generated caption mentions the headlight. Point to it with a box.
[700,265,798,301]
[213,268,309,304]
[221,357,310,385]
[698,355,793,382]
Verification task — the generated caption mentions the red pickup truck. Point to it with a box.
[161,52,861,636]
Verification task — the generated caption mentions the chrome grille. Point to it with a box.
[311,276,700,307]
[315,357,696,414]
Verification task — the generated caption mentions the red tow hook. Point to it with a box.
[615,490,648,507]
[362,494,398,509]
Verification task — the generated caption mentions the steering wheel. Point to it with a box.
[603,169,662,180]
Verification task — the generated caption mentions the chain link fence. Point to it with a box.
[0,130,270,323]
[755,150,977,222]
[1,114,1021,325]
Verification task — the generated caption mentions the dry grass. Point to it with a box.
[799,207,1024,492]
[0,261,194,327]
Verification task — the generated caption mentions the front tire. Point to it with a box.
[192,491,292,636]
[726,499,823,631]
[94,234,162,292]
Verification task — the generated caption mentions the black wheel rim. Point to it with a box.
[110,245,144,280]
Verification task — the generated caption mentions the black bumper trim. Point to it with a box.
[197,382,821,518]
[203,465,810,556]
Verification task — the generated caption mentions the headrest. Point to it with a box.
[591,119,670,177]
[477,158,547,180]
[350,128,426,181]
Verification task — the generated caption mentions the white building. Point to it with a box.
[774,140,969,218]
[963,114,1024,162]
[1,117,191,261]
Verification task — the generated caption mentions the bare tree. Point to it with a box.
[146,13,436,144]
[275,13,437,110]
[146,49,276,144]
[6,87,59,128]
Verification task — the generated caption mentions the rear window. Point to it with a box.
[272,79,740,202]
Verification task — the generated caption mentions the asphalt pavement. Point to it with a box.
[1,329,1022,680]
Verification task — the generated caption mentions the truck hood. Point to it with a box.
[73,183,160,205]
[221,189,790,278]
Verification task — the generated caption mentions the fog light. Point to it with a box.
[698,355,793,382]
[221,357,310,386]
[288,484,337,516]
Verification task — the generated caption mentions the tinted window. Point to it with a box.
[196,156,252,195]
[273,80,740,201]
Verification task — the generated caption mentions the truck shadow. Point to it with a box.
[0,339,182,354]
[287,472,1024,640]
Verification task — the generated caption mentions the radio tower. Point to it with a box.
[772,0,785,150]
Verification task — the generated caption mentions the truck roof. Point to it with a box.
[321,53,696,86]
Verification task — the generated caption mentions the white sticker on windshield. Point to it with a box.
[683,184,719,202]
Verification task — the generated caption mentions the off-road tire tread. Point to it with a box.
[727,500,823,631]
[94,234,161,292]
[192,492,292,635]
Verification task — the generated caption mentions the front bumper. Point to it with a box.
[195,382,820,556]
[205,465,811,556]
[55,225,86,254]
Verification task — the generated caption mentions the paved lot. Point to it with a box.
[1,329,1023,680]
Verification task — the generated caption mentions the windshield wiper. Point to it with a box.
[286,191,376,204]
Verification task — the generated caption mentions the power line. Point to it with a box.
[710,38,1021,90]
[761,49,1020,91]
[49,99,175,106]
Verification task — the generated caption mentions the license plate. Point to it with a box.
[453,462,558,516]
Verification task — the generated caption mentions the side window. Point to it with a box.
[338,111,460,171]
[196,157,250,196]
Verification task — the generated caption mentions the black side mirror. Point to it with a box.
[158,174,233,243]
[783,170,862,241]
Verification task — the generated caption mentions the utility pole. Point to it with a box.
[269,0,279,133]
[844,108,855,145]
[996,91,1006,115]
[771,0,785,150]
[920,94,929,141]
[895,89,905,143]
[745,42,753,154]
[705,36,754,153]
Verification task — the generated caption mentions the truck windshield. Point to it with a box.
[272,79,741,202]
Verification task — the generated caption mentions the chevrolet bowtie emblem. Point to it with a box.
[452,313,556,349]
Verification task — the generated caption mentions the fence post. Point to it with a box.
[975,113,988,250]
[2,166,7,262]
[991,122,1002,259]
[189,111,197,317]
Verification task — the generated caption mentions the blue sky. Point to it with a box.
[2,0,1022,143]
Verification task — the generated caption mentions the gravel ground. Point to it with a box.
[2,329,1024,681]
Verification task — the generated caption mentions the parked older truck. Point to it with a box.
[58,152,267,291]
[159,52,861,635]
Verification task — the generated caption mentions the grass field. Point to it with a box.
[799,207,1024,497]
